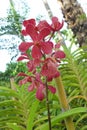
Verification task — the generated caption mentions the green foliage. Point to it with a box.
[36,107,87,130]
[0,0,29,38]
[60,44,87,100]
[0,62,27,86]
[0,0,29,60]
[26,100,39,130]
[59,43,87,129]
[0,84,39,130]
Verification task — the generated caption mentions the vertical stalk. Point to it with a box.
[10,77,16,91]
[45,78,52,130]
[55,76,75,130]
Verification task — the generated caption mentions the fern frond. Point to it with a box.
[60,45,87,100]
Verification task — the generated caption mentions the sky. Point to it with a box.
[0,0,87,72]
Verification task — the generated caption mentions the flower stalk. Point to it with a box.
[45,78,52,130]
[55,76,75,130]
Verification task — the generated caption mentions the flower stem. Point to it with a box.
[55,76,75,130]
[45,78,52,130]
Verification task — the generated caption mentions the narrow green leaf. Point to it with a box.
[7,123,21,130]
[0,87,19,98]
[0,100,22,108]
[35,107,87,130]
[76,113,87,125]
[81,125,87,130]
[26,100,39,130]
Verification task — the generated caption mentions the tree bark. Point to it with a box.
[57,0,87,47]
[42,0,53,19]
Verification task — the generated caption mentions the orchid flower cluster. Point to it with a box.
[17,17,65,101]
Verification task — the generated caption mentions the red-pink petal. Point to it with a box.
[26,24,38,41]
[47,71,60,81]
[55,50,66,59]
[54,71,60,78]
[38,27,51,40]
[23,19,36,27]
[28,84,34,91]
[34,58,41,66]
[41,59,59,81]
[32,45,42,59]
[37,20,51,31]
[19,77,29,85]
[17,72,28,77]
[19,42,33,52]
[27,60,35,72]
[48,85,56,94]
[36,85,45,101]
[51,17,64,31]
[41,62,48,77]
[41,41,53,54]
[17,55,29,61]
[52,17,58,23]
[21,30,27,36]
[58,20,64,30]
[55,43,60,49]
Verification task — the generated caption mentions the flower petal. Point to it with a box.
[55,43,60,49]
[41,41,53,54]
[17,55,29,61]
[38,27,51,40]
[41,60,53,76]
[27,60,35,72]
[41,59,59,81]
[34,58,41,66]
[51,17,64,31]
[26,24,38,41]
[19,77,30,85]
[32,45,42,59]
[28,84,34,91]
[21,29,28,36]
[48,85,56,94]
[37,20,51,31]
[17,72,28,77]
[19,42,33,52]
[47,71,60,81]
[55,50,66,59]
[23,19,36,27]
[36,84,45,101]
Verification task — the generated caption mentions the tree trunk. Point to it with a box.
[42,0,53,19]
[57,0,87,47]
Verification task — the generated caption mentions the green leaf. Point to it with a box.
[36,107,87,130]
[81,125,87,130]
[7,123,21,130]
[26,100,39,130]
[76,113,87,125]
